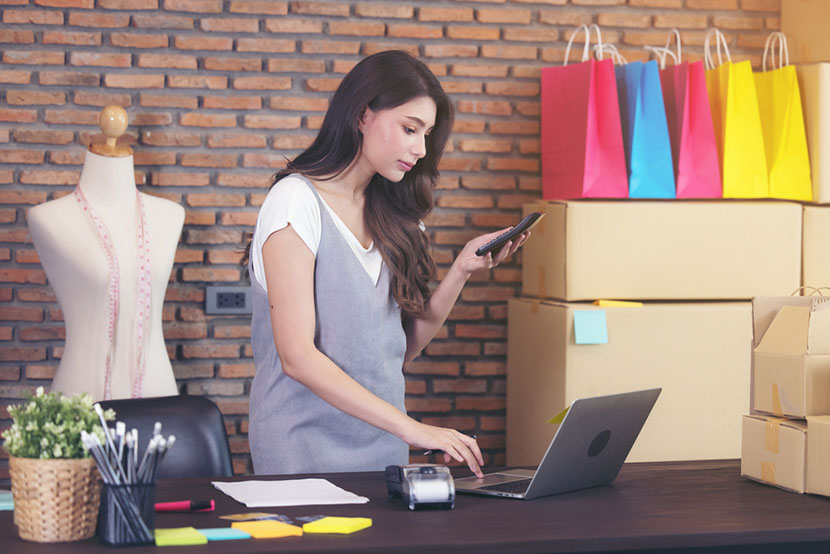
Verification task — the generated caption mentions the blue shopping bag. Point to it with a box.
[615,60,676,198]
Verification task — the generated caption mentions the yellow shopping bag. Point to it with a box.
[704,29,768,198]
[754,32,812,201]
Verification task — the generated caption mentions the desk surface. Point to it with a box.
[3,460,830,554]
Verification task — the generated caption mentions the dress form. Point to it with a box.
[28,106,184,401]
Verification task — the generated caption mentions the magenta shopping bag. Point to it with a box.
[541,25,627,199]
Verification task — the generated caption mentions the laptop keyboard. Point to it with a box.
[478,478,532,495]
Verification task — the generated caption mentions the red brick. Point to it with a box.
[215,399,249,415]
[330,21,386,36]
[301,40,361,55]
[456,397,505,411]
[452,119,486,134]
[205,57,262,72]
[133,152,176,166]
[19,326,65,341]
[164,0,222,12]
[233,76,291,90]
[237,38,295,53]
[165,286,205,302]
[419,6,473,22]
[208,132,267,148]
[0,150,44,164]
[19,170,80,185]
[0,108,36,123]
[175,248,204,262]
[481,44,537,60]
[110,32,168,48]
[38,71,99,86]
[218,362,256,378]
[487,158,539,172]
[0,307,43,322]
[72,90,131,107]
[217,173,272,188]
[405,398,453,413]
[455,324,506,339]
[446,26,499,41]
[460,286,516,302]
[712,15,764,30]
[271,134,314,150]
[213,324,250,339]
[458,139,512,153]
[182,211,215,224]
[433,378,488,394]
[0,190,46,204]
[437,158,482,172]
[171,363,214,379]
[182,342,241,359]
[290,1,349,16]
[163,322,207,340]
[141,130,201,147]
[181,154,237,168]
[3,9,63,24]
[138,54,197,70]
[105,73,164,88]
[0,347,46,362]
[424,44,478,58]
[175,35,232,50]
[15,249,40,263]
[460,176,515,191]
[42,30,101,46]
[6,91,65,105]
[139,93,197,109]
[0,212,14,225]
[243,114,301,129]
[219,211,257,226]
[201,17,259,33]
[168,75,227,89]
[457,100,512,116]
[3,50,64,65]
[48,151,86,164]
[355,3,412,18]
[503,27,559,43]
[269,96,328,111]
[132,14,193,28]
[242,153,288,169]
[442,81,483,94]
[68,12,129,27]
[478,8,531,24]
[34,0,93,6]
[182,267,241,281]
[230,0,287,14]
[0,70,30,84]
[25,365,57,379]
[267,58,325,73]
[0,366,20,380]
[186,229,243,245]
[423,341,480,357]
[264,18,322,33]
[99,0,158,7]
[180,112,236,128]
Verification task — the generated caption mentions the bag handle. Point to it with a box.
[703,28,732,70]
[663,29,682,64]
[762,31,790,71]
[594,43,627,65]
[791,286,828,297]
[644,45,678,69]
[564,24,603,66]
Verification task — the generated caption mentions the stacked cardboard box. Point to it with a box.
[507,200,803,464]
[742,296,830,493]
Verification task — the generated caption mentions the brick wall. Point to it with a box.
[0,0,780,480]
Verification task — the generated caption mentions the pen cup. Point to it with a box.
[97,483,155,546]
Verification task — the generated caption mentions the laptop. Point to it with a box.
[455,388,661,499]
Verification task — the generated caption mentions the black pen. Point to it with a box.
[422,434,477,457]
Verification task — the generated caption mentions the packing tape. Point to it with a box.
[764,419,780,454]
[537,265,547,298]
[772,384,783,414]
[761,461,776,484]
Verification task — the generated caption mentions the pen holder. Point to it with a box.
[97,483,155,546]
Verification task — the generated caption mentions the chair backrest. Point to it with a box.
[98,395,233,479]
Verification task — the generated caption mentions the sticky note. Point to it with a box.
[592,299,643,308]
[232,520,303,539]
[197,527,252,541]
[547,406,570,425]
[302,516,372,534]
[154,527,208,546]
[573,310,608,344]
[0,490,13,511]
[219,512,286,522]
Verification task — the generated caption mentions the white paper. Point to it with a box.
[211,478,370,508]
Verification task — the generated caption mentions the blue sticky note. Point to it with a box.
[573,310,608,345]
[0,490,12,511]
[197,528,252,541]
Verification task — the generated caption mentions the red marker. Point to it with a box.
[155,500,215,512]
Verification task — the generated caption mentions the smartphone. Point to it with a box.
[475,212,545,257]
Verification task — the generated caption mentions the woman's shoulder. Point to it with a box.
[264,174,318,208]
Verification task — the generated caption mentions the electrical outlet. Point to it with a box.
[205,286,253,315]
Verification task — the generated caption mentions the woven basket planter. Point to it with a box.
[9,456,101,543]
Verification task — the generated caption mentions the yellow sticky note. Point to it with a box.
[302,517,372,534]
[232,520,303,539]
[592,300,643,307]
[154,527,208,547]
[548,406,569,425]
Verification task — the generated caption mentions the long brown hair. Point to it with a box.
[241,50,453,319]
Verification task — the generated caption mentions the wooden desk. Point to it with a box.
[3,460,830,553]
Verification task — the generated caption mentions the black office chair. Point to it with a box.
[97,395,233,479]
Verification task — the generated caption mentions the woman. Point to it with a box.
[242,50,528,477]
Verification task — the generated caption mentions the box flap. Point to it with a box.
[756,305,811,355]
[807,303,830,354]
[752,296,816,348]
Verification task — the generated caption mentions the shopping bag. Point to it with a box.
[754,32,812,201]
[798,63,830,203]
[648,31,721,198]
[613,50,676,198]
[704,29,769,198]
[540,24,627,199]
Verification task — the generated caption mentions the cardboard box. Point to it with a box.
[782,0,830,64]
[506,298,751,465]
[796,65,830,204]
[803,206,830,285]
[753,302,830,417]
[807,415,830,495]
[741,414,807,494]
[521,201,802,301]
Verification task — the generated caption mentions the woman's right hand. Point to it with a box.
[399,419,484,477]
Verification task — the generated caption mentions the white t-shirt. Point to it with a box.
[251,175,384,292]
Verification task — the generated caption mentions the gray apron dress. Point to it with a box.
[248,175,409,474]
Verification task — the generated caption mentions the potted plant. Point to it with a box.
[2,387,113,542]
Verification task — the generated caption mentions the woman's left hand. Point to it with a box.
[454,228,531,276]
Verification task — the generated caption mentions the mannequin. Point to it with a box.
[28,106,184,401]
